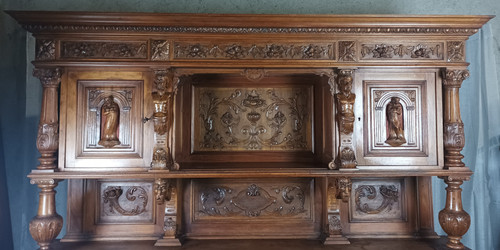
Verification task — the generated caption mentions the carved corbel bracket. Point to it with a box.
[29,179,63,250]
[330,69,357,170]
[154,178,173,205]
[438,176,471,249]
[33,67,64,170]
[335,177,352,203]
[442,69,469,169]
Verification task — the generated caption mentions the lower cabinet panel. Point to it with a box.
[182,178,323,239]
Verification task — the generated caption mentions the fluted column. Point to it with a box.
[29,179,63,250]
[33,67,63,170]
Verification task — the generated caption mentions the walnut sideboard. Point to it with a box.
[8,11,493,250]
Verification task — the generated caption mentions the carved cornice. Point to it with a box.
[21,24,482,36]
[33,67,63,87]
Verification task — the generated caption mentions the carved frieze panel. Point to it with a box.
[360,43,443,60]
[99,181,154,224]
[193,87,313,151]
[174,42,335,60]
[61,41,147,59]
[338,41,356,62]
[77,80,143,155]
[350,179,404,222]
[365,82,423,153]
[193,179,313,221]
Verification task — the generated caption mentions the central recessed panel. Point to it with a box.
[192,86,313,152]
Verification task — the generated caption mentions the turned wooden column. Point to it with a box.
[29,179,63,250]
[439,176,471,249]
[33,67,63,170]
[440,68,471,249]
[442,69,469,169]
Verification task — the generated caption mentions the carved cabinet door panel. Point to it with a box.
[60,71,153,170]
[353,69,443,168]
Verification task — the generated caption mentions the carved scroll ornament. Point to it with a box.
[102,186,148,216]
[355,185,399,214]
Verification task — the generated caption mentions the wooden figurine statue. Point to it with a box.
[99,95,121,148]
[385,97,406,147]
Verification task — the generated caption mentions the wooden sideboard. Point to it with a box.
[8,11,492,250]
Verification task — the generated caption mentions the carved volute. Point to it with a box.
[33,67,63,170]
[442,69,469,168]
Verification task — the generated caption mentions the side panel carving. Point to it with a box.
[193,87,313,151]
[99,181,153,224]
[350,179,404,222]
[193,179,312,220]
[174,42,335,60]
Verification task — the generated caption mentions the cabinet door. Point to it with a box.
[60,71,153,170]
[353,69,443,168]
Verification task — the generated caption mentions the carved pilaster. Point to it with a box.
[33,67,63,170]
[155,179,181,246]
[29,179,63,250]
[330,69,357,170]
[151,69,176,170]
[439,176,471,249]
[442,69,469,169]
[323,179,350,245]
[336,177,352,203]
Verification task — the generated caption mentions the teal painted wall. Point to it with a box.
[1,1,498,250]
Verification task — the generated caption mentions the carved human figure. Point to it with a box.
[99,96,121,148]
[385,97,406,146]
[335,74,355,134]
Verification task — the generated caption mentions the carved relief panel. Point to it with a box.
[98,181,154,224]
[193,86,313,152]
[192,178,313,221]
[350,179,405,222]
[354,69,442,167]
[78,80,142,153]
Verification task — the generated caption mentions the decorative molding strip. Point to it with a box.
[22,24,480,35]
[174,42,335,60]
[61,41,147,59]
[361,43,443,60]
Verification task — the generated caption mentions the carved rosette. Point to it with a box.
[447,41,465,62]
[29,179,63,250]
[338,41,356,61]
[151,40,170,61]
[151,69,175,170]
[331,69,357,169]
[438,176,471,249]
[33,67,63,170]
[442,69,469,168]
[336,177,351,203]
[35,39,56,61]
